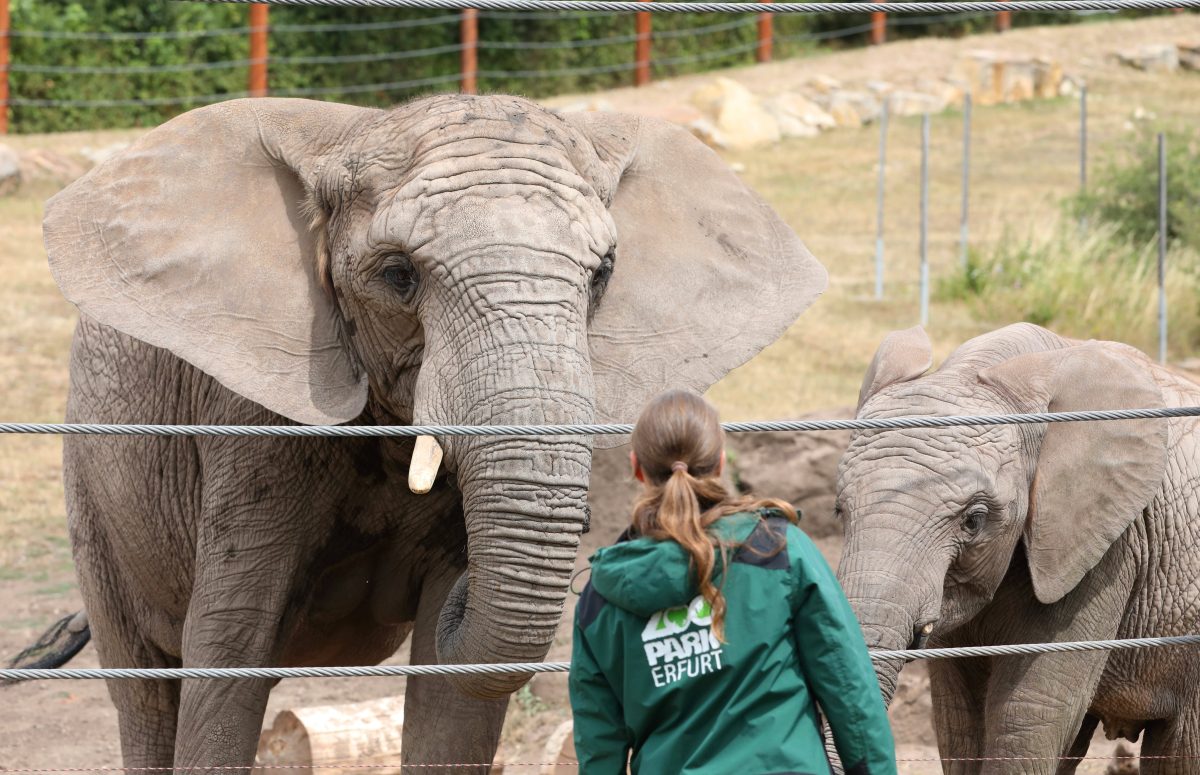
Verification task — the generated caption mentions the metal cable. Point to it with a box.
[191,0,1200,14]
[5,634,1199,682]
[772,20,876,42]
[9,15,460,40]
[0,406,1197,438]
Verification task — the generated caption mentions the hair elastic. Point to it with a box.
[671,461,688,474]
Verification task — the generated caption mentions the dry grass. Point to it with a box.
[2,16,1200,580]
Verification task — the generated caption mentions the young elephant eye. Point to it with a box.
[962,504,988,536]
[380,255,418,303]
[589,247,616,317]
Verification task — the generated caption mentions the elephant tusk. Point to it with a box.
[921,622,934,636]
[408,435,444,495]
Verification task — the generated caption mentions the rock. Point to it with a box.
[685,117,729,150]
[1179,41,1200,71]
[887,90,945,117]
[725,407,854,540]
[638,103,705,126]
[689,76,751,116]
[865,80,895,97]
[828,90,881,128]
[763,92,835,138]
[918,77,966,109]
[953,50,1065,105]
[1105,742,1138,775]
[728,161,746,173]
[79,142,131,167]
[1116,43,1179,73]
[539,720,576,775]
[1033,57,1064,98]
[0,144,20,197]
[808,74,842,94]
[1131,105,1157,122]
[18,149,89,184]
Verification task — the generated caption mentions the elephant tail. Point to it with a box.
[3,610,91,685]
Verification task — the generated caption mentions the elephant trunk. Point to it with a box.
[435,433,592,698]
[837,533,941,707]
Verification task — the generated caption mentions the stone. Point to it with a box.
[714,91,780,149]
[18,149,88,183]
[762,92,835,138]
[1116,43,1179,73]
[1001,58,1038,102]
[887,90,945,117]
[689,76,753,117]
[1179,42,1200,71]
[1033,57,1065,99]
[917,77,965,109]
[953,50,1003,105]
[638,103,705,126]
[865,79,895,97]
[828,90,881,128]
[0,144,20,197]
[953,50,1065,105]
[808,74,842,94]
[80,141,130,167]
[686,117,729,150]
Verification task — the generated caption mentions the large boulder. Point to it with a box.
[888,90,946,118]
[0,144,21,197]
[826,90,881,129]
[763,92,835,139]
[690,77,780,150]
[725,407,854,540]
[953,50,1065,105]
[1179,42,1200,72]
[1115,43,1179,73]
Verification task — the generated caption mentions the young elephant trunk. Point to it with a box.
[435,433,592,698]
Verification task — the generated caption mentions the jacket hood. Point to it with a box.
[587,512,761,617]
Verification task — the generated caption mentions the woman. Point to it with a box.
[569,390,897,774]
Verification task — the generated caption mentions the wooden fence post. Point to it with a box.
[248,3,269,97]
[634,0,651,87]
[871,0,886,46]
[995,0,1011,33]
[756,0,773,64]
[1,0,9,134]
[461,9,478,95]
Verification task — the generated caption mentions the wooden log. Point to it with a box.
[255,697,406,775]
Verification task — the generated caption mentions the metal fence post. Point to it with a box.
[871,0,886,45]
[635,0,652,87]
[757,0,773,63]
[874,100,888,300]
[959,93,971,268]
[1158,132,1168,365]
[920,113,930,327]
[1079,83,1088,228]
[248,3,269,98]
[0,0,9,135]
[461,9,478,95]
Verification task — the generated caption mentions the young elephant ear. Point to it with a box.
[856,326,933,413]
[978,344,1168,604]
[565,113,827,445]
[43,99,377,425]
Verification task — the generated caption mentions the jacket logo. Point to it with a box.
[641,595,726,688]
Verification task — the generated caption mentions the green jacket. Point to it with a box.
[569,510,897,775]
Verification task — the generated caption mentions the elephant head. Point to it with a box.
[836,323,1168,703]
[42,95,826,698]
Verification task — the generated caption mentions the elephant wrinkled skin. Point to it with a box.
[40,95,826,773]
[836,323,1200,775]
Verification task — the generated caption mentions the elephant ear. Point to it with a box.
[43,98,376,425]
[978,344,1168,605]
[565,113,827,445]
[857,326,933,413]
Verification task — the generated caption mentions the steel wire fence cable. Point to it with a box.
[0,406,1197,438]
[3,756,1197,772]
[772,20,876,42]
[4,634,1200,683]
[8,14,461,40]
[192,0,1200,14]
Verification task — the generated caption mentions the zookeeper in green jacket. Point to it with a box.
[569,389,897,775]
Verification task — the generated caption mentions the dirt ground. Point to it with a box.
[4,12,1199,773]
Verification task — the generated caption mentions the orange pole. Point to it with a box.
[248,3,269,97]
[995,0,1011,33]
[756,0,773,63]
[0,0,9,134]
[870,1,886,46]
[634,0,651,87]
[461,9,478,95]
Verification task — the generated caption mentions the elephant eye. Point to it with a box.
[961,504,988,536]
[380,255,418,303]
[589,247,616,319]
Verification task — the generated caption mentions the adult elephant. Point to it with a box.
[836,322,1200,774]
[40,95,825,773]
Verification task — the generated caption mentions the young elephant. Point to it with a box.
[836,323,1200,775]
[40,96,826,773]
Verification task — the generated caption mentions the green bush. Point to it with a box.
[1071,124,1200,251]
[938,223,1200,357]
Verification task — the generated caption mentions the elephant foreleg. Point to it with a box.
[1055,713,1098,775]
[929,656,989,775]
[402,565,509,775]
[981,651,1109,775]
